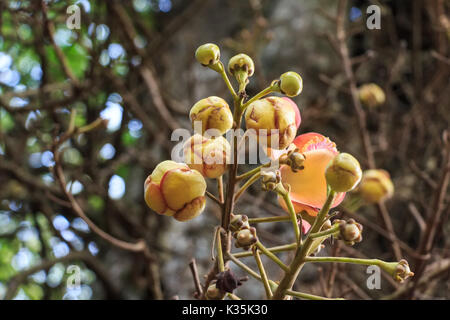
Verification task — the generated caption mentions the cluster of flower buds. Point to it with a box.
[334,218,363,246]
[358,83,386,108]
[358,169,394,203]
[279,147,306,172]
[230,213,258,250]
[183,134,230,179]
[261,170,281,191]
[325,153,362,192]
[244,97,300,149]
[144,161,206,221]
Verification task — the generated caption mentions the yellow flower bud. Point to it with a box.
[383,259,414,283]
[234,227,257,250]
[358,83,386,108]
[359,169,394,203]
[336,218,363,246]
[195,43,220,66]
[279,71,303,97]
[325,153,362,192]
[244,97,298,150]
[189,96,233,136]
[228,53,254,77]
[144,160,206,222]
[183,134,231,179]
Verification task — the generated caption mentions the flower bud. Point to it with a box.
[337,218,363,245]
[205,283,225,300]
[279,71,303,97]
[189,96,233,136]
[234,227,258,250]
[244,97,299,149]
[394,259,414,283]
[195,43,220,66]
[228,53,254,77]
[358,169,394,203]
[144,160,206,222]
[358,83,385,108]
[325,153,362,192]
[261,170,281,191]
[229,213,250,232]
[184,134,230,179]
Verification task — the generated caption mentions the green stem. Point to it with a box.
[227,253,340,300]
[236,162,271,181]
[253,248,273,299]
[227,293,242,300]
[305,256,385,267]
[285,289,344,300]
[279,189,301,245]
[309,224,340,239]
[234,172,261,201]
[212,61,238,100]
[216,228,225,272]
[255,241,289,272]
[242,85,276,110]
[272,190,336,299]
[233,243,297,258]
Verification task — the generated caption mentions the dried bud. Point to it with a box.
[183,134,230,179]
[229,213,250,232]
[144,161,206,221]
[195,43,220,66]
[244,97,299,149]
[358,169,394,203]
[261,170,281,191]
[228,53,254,77]
[189,96,233,136]
[280,148,306,172]
[336,218,363,245]
[279,71,303,97]
[359,83,385,108]
[234,227,258,250]
[325,153,362,192]
[205,283,225,300]
[215,269,246,293]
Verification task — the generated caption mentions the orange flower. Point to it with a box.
[278,132,346,222]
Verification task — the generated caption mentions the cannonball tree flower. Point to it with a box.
[183,134,231,179]
[144,160,207,222]
[277,133,346,228]
[244,96,301,150]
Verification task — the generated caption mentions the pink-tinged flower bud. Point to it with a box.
[325,153,362,192]
[279,71,303,97]
[228,53,254,77]
[358,169,394,203]
[195,43,220,66]
[189,96,233,136]
[244,97,300,150]
[183,134,230,179]
[144,160,206,222]
[358,83,385,108]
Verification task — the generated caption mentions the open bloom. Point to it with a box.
[278,133,346,226]
[144,160,206,221]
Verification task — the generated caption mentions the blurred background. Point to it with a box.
[0,0,449,300]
